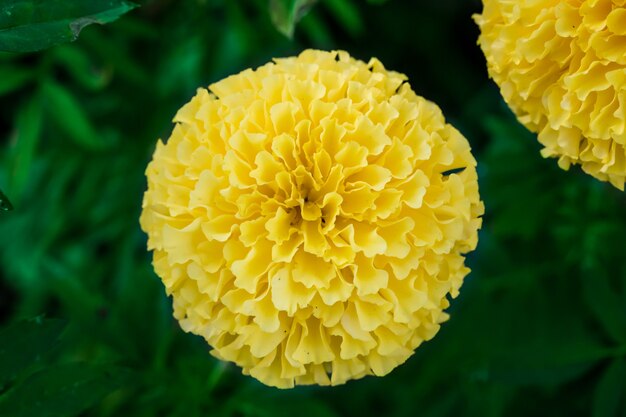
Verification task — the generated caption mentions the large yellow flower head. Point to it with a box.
[475,1,626,189]
[140,50,483,388]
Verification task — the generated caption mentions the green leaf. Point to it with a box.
[0,64,34,95]
[9,93,43,199]
[0,0,138,53]
[41,80,109,150]
[0,188,13,211]
[592,359,626,417]
[299,10,333,48]
[51,45,109,90]
[0,318,66,388]
[269,0,318,38]
[581,266,626,344]
[0,363,130,417]
[321,0,363,37]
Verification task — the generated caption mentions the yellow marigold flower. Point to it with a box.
[475,1,626,190]
[140,49,483,388]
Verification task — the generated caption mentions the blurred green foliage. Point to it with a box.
[0,188,11,211]
[269,0,317,38]
[0,0,625,416]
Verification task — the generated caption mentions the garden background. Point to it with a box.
[1,0,626,416]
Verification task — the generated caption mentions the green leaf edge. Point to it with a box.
[0,1,139,53]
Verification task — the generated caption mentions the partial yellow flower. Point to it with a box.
[475,1,626,190]
[140,49,483,388]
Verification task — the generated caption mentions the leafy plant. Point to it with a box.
[0,0,137,53]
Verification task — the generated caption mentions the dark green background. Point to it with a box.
[1,0,626,416]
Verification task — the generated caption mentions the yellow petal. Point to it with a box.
[231,244,273,293]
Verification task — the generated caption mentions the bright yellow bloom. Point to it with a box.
[140,50,483,388]
[475,1,626,190]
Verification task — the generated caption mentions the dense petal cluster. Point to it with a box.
[140,50,483,388]
[475,0,626,189]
